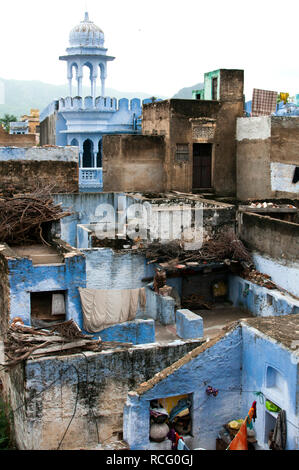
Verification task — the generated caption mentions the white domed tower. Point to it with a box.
[60,12,115,99]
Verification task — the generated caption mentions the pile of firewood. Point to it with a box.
[2,319,133,370]
[0,189,72,245]
[145,232,253,265]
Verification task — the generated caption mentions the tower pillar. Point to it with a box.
[77,76,83,97]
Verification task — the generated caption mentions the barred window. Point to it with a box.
[175,144,189,162]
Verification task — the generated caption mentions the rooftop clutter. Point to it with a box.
[0,189,72,245]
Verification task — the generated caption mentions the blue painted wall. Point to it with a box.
[124,323,299,450]
[176,309,203,339]
[241,324,299,450]
[124,327,243,450]
[229,275,299,317]
[53,193,137,248]
[7,253,86,327]
[88,319,156,345]
[252,252,299,299]
[82,248,155,290]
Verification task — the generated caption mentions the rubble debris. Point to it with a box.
[0,189,72,245]
[182,294,213,310]
[1,319,132,370]
[248,202,296,210]
[241,269,277,289]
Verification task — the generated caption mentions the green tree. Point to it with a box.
[0,114,18,133]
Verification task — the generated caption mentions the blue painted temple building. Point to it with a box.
[40,12,143,191]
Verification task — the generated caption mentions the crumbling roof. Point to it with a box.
[242,314,299,351]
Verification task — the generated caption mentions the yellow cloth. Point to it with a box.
[280,92,289,104]
[158,394,189,414]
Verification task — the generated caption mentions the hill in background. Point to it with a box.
[172,82,204,99]
[0,77,203,119]
[0,78,168,118]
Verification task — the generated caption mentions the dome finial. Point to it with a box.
[84,11,89,21]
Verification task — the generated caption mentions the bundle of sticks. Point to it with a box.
[0,189,72,245]
[145,232,253,265]
[2,319,133,370]
[2,319,102,369]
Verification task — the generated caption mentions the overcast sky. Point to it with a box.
[0,0,298,99]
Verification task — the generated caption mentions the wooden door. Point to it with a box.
[192,143,212,189]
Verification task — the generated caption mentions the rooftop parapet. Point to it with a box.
[57,96,142,114]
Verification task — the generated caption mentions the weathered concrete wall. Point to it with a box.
[54,193,236,248]
[3,244,86,330]
[219,69,244,102]
[253,251,299,298]
[53,193,118,247]
[236,117,272,200]
[39,112,57,146]
[229,275,299,316]
[102,134,166,192]
[0,146,78,162]
[82,248,154,290]
[93,319,156,345]
[212,100,243,196]
[239,212,299,262]
[271,116,299,166]
[176,309,203,340]
[142,94,244,196]
[0,126,37,147]
[236,116,299,200]
[0,146,79,195]
[4,340,203,450]
[124,327,243,450]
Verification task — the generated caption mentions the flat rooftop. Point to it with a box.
[13,244,64,265]
[243,314,299,351]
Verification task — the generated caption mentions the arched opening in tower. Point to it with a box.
[82,139,94,167]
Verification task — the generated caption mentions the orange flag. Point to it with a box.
[227,402,256,451]
[227,418,248,450]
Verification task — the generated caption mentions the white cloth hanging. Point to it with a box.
[79,287,146,333]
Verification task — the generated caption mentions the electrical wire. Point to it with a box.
[56,364,80,450]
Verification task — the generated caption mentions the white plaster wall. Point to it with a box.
[253,251,299,298]
[271,162,299,193]
[236,116,271,141]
